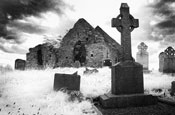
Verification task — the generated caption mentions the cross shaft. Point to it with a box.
[112,3,139,61]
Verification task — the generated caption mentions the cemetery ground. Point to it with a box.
[0,67,175,115]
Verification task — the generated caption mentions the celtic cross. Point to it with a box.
[112,3,139,61]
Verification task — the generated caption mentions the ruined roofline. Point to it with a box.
[28,43,57,52]
[95,26,121,47]
[74,18,95,30]
[60,18,95,43]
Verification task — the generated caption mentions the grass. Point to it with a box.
[0,67,175,115]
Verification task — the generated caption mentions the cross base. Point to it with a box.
[99,93,157,108]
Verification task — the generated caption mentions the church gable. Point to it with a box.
[60,18,105,47]
[95,26,122,62]
[26,18,122,68]
[56,18,121,67]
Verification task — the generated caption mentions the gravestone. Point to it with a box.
[171,81,175,96]
[103,50,112,66]
[15,59,26,70]
[99,3,157,108]
[159,47,175,73]
[136,42,150,73]
[53,72,80,91]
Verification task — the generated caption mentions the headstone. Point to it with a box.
[15,59,26,70]
[99,3,157,108]
[170,81,175,96]
[103,50,112,66]
[136,42,150,73]
[159,47,175,73]
[53,72,80,91]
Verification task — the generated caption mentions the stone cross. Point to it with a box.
[138,42,148,54]
[138,42,148,51]
[112,3,139,61]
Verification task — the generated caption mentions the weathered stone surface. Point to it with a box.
[111,3,142,95]
[72,61,81,68]
[136,42,149,70]
[55,19,122,67]
[159,46,175,73]
[171,81,175,96]
[99,93,157,108]
[26,43,57,69]
[53,72,80,91]
[15,59,26,70]
[111,61,143,95]
[26,18,122,69]
[99,3,157,108]
[112,3,138,61]
[95,26,122,62]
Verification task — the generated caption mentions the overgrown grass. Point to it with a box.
[0,67,175,115]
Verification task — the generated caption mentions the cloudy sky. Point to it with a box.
[0,0,174,70]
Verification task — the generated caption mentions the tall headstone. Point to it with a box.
[136,42,149,71]
[99,3,157,108]
[15,59,26,70]
[159,46,175,73]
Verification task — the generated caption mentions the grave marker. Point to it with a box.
[136,42,150,73]
[15,59,26,70]
[99,3,157,108]
[53,72,80,91]
[159,47,175,73]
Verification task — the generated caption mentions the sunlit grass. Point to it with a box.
[0,67,175,114]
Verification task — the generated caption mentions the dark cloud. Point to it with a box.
[8,20,46,34]
[0,0,66,41]
[148,0,175,43]
[0,0,69,54]
[156,20,175,29]
[0,0,65,20]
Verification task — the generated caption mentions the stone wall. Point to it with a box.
[54,18,122,68]
[26,43,57,69]
[26,18,122,68]
[86,43,109,67]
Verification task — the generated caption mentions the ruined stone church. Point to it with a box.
[25,18,122,69]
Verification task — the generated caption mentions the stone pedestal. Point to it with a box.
[112,61,143,95]
[100,93,157,108]
[99,61,157,108]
